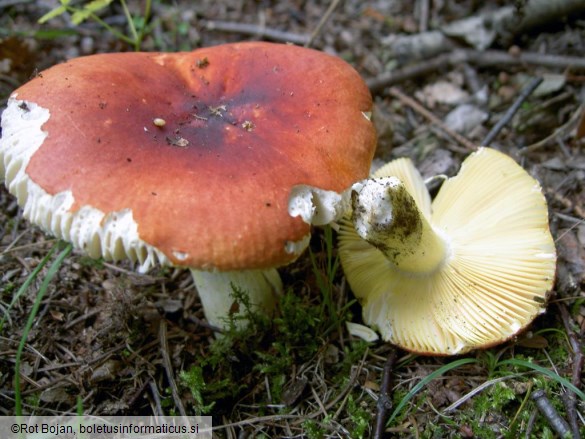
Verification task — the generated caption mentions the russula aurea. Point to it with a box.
[0,42,376,329]
[338,147,556,355]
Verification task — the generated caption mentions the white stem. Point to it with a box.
[351,177,448,274]
[190,268,282,329]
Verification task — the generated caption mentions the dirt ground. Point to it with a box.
[1,1,584,438]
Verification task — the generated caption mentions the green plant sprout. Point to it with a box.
[309,225,344,335]
[178,365,216,415]
[13,241,73,416]
[38,0,152,51]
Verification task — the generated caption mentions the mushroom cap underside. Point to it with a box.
[339,148,557,355]
[0,42,376,271]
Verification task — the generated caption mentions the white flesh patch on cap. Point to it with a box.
[284,233,311,256]
[1,96,169,273]
[288,184,351,226]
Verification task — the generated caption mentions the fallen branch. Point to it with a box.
[380,0,585,63]
[202,20,310,45]
[367,49,585,93]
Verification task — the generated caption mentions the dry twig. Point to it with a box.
[531,389,572,438]
[202,20,310,45]
[520,104,584,155]
[388,87,477,152]
[368,49,585,93]
[557,303,584,439]
[305,0,342,48]
[149,381,164,417]
[482,77,543,146]
[374,349,398,439]
[159,319,187,417]
[380,0,585,62]
[417,0,430,32]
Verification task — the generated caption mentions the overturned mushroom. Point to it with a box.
[339,148,556,355]
[0,42,376,329]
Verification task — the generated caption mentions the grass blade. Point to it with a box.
[498,358,585,401]
[14,242,72,416]
[388,357,478,425]
[1,243,58,334]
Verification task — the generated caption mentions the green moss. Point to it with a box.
[173,227,367,419]
[347,395,372,439]
[78,255,104,269]
[302,420,325,439]
[178,365,217,415]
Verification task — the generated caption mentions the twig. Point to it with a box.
[557,303,584,439]
[304,0,343,48]
[310,385,328,417]
[214,414,302,430]
[319,355,364,414]
[367,52,454,92]
[367,49,585,93]
[461,62,484,98]
[63,309,101,330]
[149,380,165,417]
[215,354,366,433]
[374,349,397,439]
[481,77,543,146]
[525,408,539,439]
[546,189,585,220]
[202,20,310,45]
[2,232,52,255]
[159,319,187,418]
[388,87,477,152]
[15,342,128,396]
[443,374,527,413]
[464,49,585,70]
[0,0,32,8]
[379,0,585,63]
[126,379,151,410]
[520,104,584,155]
[531,389,572,438]
[186,314,223,334]
[418,0,430,32]
[330,349,369,419]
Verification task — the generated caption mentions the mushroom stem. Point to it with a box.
[351,177,448,275]
[189,268,282,330]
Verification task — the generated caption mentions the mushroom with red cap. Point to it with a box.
[0,42,376,329]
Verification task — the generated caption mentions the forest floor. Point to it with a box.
[0,1,584,438]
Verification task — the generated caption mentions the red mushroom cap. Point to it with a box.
[2,42,376,271]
